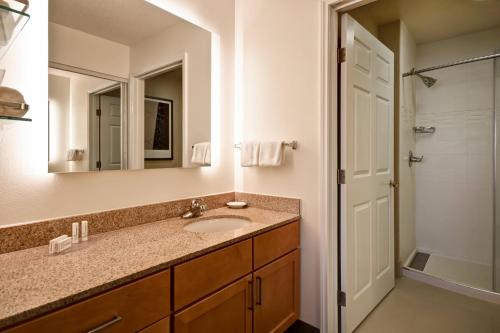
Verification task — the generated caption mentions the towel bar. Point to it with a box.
[234,141,298,150]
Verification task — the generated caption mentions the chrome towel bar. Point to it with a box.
[234,141,298,150]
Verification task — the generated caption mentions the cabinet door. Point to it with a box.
[174,275,253,333]
[254,250,300,333]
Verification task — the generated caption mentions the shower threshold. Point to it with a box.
[403,253,500,305]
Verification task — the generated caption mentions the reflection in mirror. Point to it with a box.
[48,0,211,173]
[144,65,182,169]
[48,68,126,173]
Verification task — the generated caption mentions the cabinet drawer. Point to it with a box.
[174,275,253,333]
[4,270,170,333]
[174,239,252,311]
[254,221,299,269]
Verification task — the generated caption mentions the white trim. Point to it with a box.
[402,267,500,305]
[403,248,417,268]
[49,61,129,83]
[129,54,187,169]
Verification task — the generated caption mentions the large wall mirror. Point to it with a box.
[48,0,212,173]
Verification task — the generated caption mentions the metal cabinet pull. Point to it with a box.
[247,280,253,310]
[86,315,122,333]
[256,277,262,305]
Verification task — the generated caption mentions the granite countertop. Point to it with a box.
[0,207,299,330]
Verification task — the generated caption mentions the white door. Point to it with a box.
[340,14,395,332]
[99,95,121,170]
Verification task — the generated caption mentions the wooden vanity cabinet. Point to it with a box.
[4,270,170,333]
[253,250,300,333]
[174,275,253,333]
[3,220,300,333]
[173,220,300,333]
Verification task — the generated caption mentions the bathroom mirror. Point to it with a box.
[48,0,212,173]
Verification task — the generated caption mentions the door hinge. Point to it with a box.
[338,290,346,307]
[338,47,346,63]
[96,109,102,117]
[337,169,346,185]
[96,161,101,169]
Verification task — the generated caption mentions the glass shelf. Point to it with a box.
[0,115,31,122]
[0,0,30,61]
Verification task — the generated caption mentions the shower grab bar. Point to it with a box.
[409,151,423,167]
[413,126,436,134]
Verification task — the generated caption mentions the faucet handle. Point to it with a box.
[191,198,207,209]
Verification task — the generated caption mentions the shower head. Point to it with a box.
[416,73,437,88]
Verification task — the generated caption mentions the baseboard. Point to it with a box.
[402,267,500,305]
[285,320,320,333]
[402,248,417,268]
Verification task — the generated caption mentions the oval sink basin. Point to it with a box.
[184,217,250,233]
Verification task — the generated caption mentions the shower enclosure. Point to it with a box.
[403,51,500,295]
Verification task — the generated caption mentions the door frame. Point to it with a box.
[129,54,188,169]
[88,83,126,171]
[319,1,379,332]
[48,62,129,172]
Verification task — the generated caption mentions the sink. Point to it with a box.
[184,217,250,233]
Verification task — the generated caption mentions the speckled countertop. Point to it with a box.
[0,207,299,330]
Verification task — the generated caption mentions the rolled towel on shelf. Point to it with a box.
[191,142,211,166]
[258,141,284,167]
[240,141,260,167]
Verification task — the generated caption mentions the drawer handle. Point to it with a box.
[256,277,262,305]
[86,315,122,333]
[247,280,253,310]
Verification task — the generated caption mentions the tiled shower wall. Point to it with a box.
[415,27,500,266]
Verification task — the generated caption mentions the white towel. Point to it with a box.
[204,143,211,165]
[191,142,211,166]
[240,141,260,167]
[258,141,284,167]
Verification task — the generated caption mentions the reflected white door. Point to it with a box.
[99,95,121,170]
[340,14,395,332]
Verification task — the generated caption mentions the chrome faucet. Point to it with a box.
[181,199,208,219]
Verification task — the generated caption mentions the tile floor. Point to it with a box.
[354,277,500,333]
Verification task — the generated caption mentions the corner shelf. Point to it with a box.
[0,0,30,61]
[0,115,31,122]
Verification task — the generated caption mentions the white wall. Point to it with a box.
[129,19,211,168]
[415,27,500,265]
[48,74,70,173]
[0,0,234,225]
[399,22,417,265]
[235,0,321,327]
[49,23,130,78]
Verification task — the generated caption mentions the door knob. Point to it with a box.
[389,180,399,189]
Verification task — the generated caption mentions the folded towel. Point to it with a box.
[258,141,284,167]
[192,142,211,166]
[204,143,211,165]
[240,141,260,167]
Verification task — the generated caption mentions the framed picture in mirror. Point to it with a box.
[144,97,173,160]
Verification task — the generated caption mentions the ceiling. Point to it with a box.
[347,0,500,44]
[49,0,185,46]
